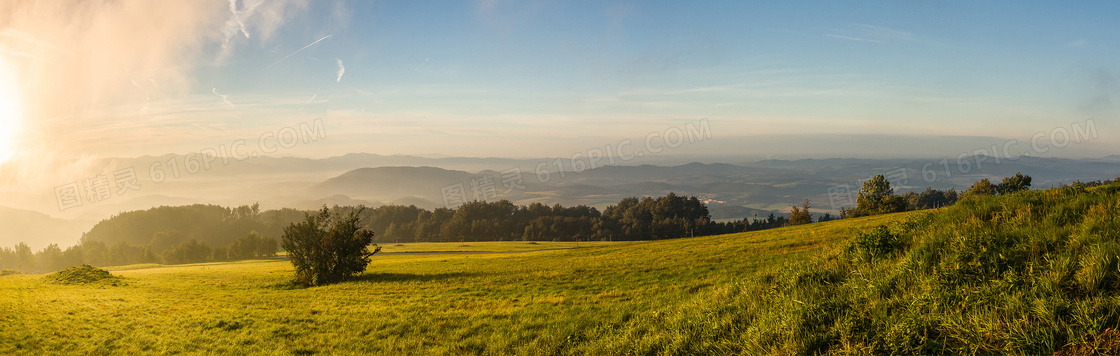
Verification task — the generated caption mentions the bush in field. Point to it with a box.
[282,207,380,286]
[850,225,902,260]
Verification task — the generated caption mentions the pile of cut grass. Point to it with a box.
[46,264,119,285]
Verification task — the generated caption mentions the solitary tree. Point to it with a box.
[282,207,380,286]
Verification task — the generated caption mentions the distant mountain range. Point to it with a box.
[0,206,93,250]
[311,166,477,204]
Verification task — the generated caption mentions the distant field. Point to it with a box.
[378,240,629,253]
[0,214,897,355]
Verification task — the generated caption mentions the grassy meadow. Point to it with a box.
[3,184,1120,355]
[1,213,895,355]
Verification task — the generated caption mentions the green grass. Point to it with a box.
[0,212,895,355]
[378,240,629,253]
[727,184,1120,355]
[3,184,1119,355]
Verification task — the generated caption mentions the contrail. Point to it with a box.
[212,88,234,106]
[336,58,345,83]
[266,34,331,69]
[306,87,321,104]
[228,0,251,39]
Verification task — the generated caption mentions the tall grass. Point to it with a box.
[707,184,1120,355]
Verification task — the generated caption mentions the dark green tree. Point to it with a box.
[965,179,996,196]
[846,175,906,217]
[787,199,812,226]
[995,172,1032,195]
[282,207,380,286]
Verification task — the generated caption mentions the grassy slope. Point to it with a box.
[2,184,1117,355]
[0,213,896,355]
[734,184,1120,355]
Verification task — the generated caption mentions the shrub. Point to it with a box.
[851,225,902,260]
[282,207,381,286]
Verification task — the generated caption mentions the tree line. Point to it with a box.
[0,193,723,272]
[0,232,278,274]
[842,172,1032,218]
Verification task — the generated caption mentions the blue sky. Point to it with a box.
[4,0,1118,160]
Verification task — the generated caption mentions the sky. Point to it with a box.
[0,0,1118,170]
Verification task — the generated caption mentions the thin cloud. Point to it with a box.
[131,80,150,101]
[825,34,883,43]
[228,0,251,39]
[855,24,916,41]
[216,0,308,62]
[827,24,916,44]
[336,58,345,82]
[0,46,43,60]
[306,87,321,104]
[212,88,234,107]
[266,34,331,69]
[1,28,69,55]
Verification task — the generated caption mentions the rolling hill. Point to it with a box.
[311,166,478,202]
[0,206,91,250]
[3,183,1119,354]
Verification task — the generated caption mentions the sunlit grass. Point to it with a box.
[378,240,629,253]
[7,184,1117,354]
[0,213,895,354]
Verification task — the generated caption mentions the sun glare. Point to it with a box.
[0,58,21,165]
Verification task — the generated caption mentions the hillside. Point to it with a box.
[732,183,1120,354]
[0,207,91,250]
[2,184,1120,354]
[311,166,478,202]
